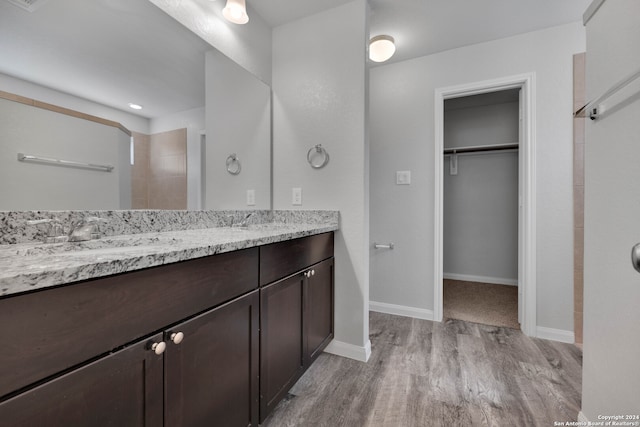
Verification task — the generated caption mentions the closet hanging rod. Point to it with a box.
[443,143,519,155]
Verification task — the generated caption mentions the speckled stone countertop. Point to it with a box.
[0,212,338,297]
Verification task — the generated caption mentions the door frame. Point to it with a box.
[433,73,537,337]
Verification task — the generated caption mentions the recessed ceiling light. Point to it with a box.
[128,103,143,110]
[369,35,396,63]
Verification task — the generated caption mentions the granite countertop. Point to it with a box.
[0,222,338,297]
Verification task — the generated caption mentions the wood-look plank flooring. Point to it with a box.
[261,312,582,427]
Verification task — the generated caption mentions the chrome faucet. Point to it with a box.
[26,218,67,243]
[68,217,108,242]
[232,212,255,228]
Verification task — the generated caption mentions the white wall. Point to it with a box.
[272,0,370,357]
[150,107,205,210]
[0,73,150,134]
[0,97,131,210]
[370,22,585,333]
[581,0,640,418]
[205,50,271,211]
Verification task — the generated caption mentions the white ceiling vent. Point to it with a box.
[4,0,49,12]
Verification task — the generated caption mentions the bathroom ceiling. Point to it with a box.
[253,0,592,65]
[0,0,211,119]
[0,0,591,119]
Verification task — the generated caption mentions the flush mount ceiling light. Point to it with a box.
[128,103,143,110]
[369,35,396,63]
[222,0,249,25]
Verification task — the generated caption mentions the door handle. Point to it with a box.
[631,243,640,273]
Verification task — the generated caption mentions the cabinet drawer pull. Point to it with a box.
[150,341,166,355]
[170,331,185,344]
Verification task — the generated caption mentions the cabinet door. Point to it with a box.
[260,274,305,422]
[0,334,164,427]
[165,290,259,427]
[305,257,335,364]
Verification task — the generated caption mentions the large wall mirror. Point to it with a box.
[0,0,271,211]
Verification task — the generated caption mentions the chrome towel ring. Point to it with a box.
[226,154,241,175]
[307,144,329,169]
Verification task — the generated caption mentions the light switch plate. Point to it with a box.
[247,189,255,206]
[396,171,411,185]
[292,187,302,205]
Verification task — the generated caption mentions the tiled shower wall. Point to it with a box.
[131,128,187,210]
[131,131,150,209]
[573,53,585,345]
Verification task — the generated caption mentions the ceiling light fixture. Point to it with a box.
[128,103,143,110]
[369,35,396,63]
[222,0,249,25]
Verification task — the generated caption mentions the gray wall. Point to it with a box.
[149,0,272,86]
[0,98,131,210]
[443,101,519,284]
[445,101,519,149]
[370,22,585,333]
[272,0,370,356]
[205,50,271,210]
[443,152,518,283]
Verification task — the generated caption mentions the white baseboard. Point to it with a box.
[536,326,575,343]
[324,339,371,362]
[443,272,518,286]
[578,411,589,422]
[369,301,434,320]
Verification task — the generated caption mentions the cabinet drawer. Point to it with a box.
[259,232,334,286]
[0,247,258,399]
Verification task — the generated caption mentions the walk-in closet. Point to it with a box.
[442,89,520,329]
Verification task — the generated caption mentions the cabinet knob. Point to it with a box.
[150,341,166,355]
[170,331,185,344]
[311,269,315,276]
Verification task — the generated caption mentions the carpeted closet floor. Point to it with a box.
[443,279,519,329]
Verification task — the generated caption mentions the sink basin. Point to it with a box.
[0,236,183,258]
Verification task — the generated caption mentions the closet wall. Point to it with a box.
[443,92,519,285]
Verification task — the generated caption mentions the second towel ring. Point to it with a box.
[226,154,241,175]
[307,144,330,169]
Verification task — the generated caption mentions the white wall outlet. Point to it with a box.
[246,189,255,206]
[292,187,302,205]
[396,171,411,185]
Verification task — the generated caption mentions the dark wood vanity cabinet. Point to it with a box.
[0,333,165,427]
[165,290,259,427]
[260,273,306,419]
[259,233,335,422]
[0,232,334,426]
[305,257,335,364]
[0,247,260,427]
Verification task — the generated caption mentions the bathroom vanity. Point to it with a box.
[0,214,337,426]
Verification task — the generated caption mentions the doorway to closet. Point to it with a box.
[442,89,520,329]
[434,74,536,337]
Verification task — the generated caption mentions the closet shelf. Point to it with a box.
[443,143,519,155]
